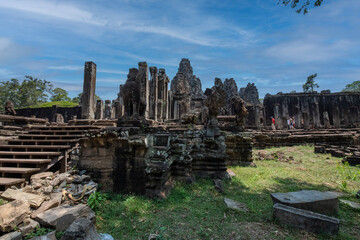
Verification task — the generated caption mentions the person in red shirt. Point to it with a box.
[271,117,276,130]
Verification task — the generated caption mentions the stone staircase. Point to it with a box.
[0,125,102,191]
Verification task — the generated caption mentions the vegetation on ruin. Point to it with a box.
[303,73,319,93]
[95,145,360,239]
[343,81,360,92]
[279,0,324,14]
[30,101,79,108]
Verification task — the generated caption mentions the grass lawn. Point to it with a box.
[96,145,360,240]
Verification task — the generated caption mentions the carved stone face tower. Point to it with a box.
[81,61,96,119]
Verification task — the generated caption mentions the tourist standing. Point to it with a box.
[271,117,276,130]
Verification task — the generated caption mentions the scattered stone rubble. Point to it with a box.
[314,143,360,165]
[0,170,109,240]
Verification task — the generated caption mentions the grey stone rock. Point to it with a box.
[224,198,248,212]
[100,234,114,240]
[60,218,101,240]
[271,190,339,215]
[273,203,340,234]
[213,179,224,193]
[28,231,56,240]
[340,199,360,210]
[0,231,22,240]
[30,193,62,219]
[35,204,95,228]
[30,172,53,180]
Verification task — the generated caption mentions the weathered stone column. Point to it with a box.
[332,106,340,128]
[81,61,96,119]
[137,62,149,119]
[164,75,169,120]
[104,100,112,119]
[95,100,103,119]
[168,90,173,119]
[323,111,330,128]
[149,67,158,121]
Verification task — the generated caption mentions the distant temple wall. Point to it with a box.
[263,92,360,129]
[16,106,81,122]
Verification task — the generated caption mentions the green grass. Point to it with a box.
[96,145,360,240]
[29,101,78,108]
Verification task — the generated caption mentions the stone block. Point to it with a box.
[30,193,62,219]
[1,189,44,208]
[0,231,22,240]
[35,204,95,228]
[271,190,339,215]
[60,218,101,240]
[273,203,340,234]
[19,218,39,236]
[0,200,30,232]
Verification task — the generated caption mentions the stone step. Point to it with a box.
[18,134,84,140]
[8,139,78,145]
[273,203,340,235]
[0,145,70,150]
[28,125,101,130]
[0,167,40,174]
[0,158,51,164]
[27,130,86,134]
[0,177,25,186]
[0,151,61,156]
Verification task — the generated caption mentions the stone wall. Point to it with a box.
[263,92,360,129]
[16,106,81,123]
[225,135,253,166]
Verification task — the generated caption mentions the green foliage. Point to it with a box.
[343,80,360,92]
[337,162,360,181]
[0,76,53,109]
[24,227,53,239]
[87,191,107,211]
[51,88,71,102]
[303,73,319,93]
[33,101,78,108]
[0,198,6,206]
[279,0,324,14]
[71,93,101,104]
[55,231,64,239]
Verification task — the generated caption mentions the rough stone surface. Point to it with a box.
[0,200,30,232]
[60,218,101,240]
[19,218,39,237]
[1,189,44,208]
[28,231,56,240]
[224,198,248,212]
[35,204,95,228]
[0,231,22,240]
[271,190,339,215]
[239,83,260,105]
[273,203,340,234]
[30,193,62,219]
[340,199,360,210]
[81,61,97,119]
[30,172,53,180]
[5,101,17,116]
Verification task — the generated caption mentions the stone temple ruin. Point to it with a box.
[1,58,360,199]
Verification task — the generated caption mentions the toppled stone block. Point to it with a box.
[1,189,44,208]
[19,218,39,236]
[28,231,56,240]
[271,190,339,215]
[224,198,248,212]
[35,204,95,228]
[273,203,340,234]
[0,231,22,240]
[60,218,101,240]
[0,200,30,232]
[31,193,62,219]
[340,199,360,210]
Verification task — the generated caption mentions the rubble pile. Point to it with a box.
[0,170,109,240]
[314,143,360,165]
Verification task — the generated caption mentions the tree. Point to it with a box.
[279,0,324,14]
[71,93,101,104]
[0,76,53,109]
[343,81,360,92]
[303,73,319,93]
[51,88,71,102]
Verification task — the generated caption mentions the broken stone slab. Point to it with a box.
[28,231,56,240]
[19,218,39,237]
[271,190,339,215]
[340,199,360,210]
[30,172,53,180]
[273,203,340,235]
[30,192,62,219]
[60,218,101,240]
[35,204,95,228]
[1,189,44,208]
[224,198,248,212]
[226,169,236,177]
[0,200,30,232]
[0,231,22,240]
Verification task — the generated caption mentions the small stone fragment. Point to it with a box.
[224,198,248,212]
[19,218,39,237]
[43,186,53,195]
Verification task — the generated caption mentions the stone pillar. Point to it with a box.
[274,104,282,130]
[168,90,173,120]
[303,112,310,130]
[149,67,158,121]
[332,106,340,128]
[104,100,112,119]
[81,61,96,119]
[137,62,149,118]
[312,102,321,128]
[111,100,117,119]
[164,75,169,120]
[255,105,261,130]
[95,100,103,120]
[323,111,330,128]
[295,105,301,129]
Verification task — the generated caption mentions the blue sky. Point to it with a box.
[0,0,359,100]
